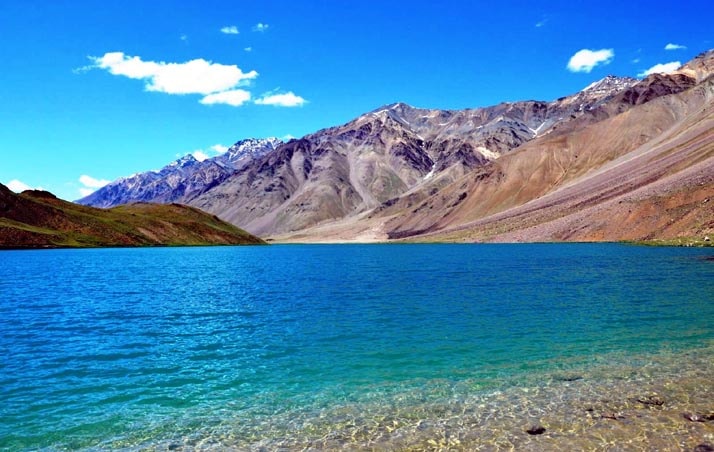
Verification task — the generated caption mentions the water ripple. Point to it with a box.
[0,244,712,449]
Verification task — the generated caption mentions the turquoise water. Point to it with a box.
[0,243,712,450]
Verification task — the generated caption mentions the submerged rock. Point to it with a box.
[554,374,583,382]
[526,425,546,435]
[683,412,714,422]
[636,395,665,406]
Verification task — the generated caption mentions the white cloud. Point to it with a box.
[180,34,188,42]
[638,61,681,77]
[6,179,32,192]
[78,174,110,197]
[90,52,258,95]
[244,47,253,52]
[200,89,252,106]
[255,91,307,107]
[183,144,229,162]
[210,144,229,154]
[567,48,614,73]
[221,25,239,35]
[86,52,306,109]
[79,175,110,188]
[665,43,686,51]
[631,58,641,64]
[253,23,269,32]
[192,150,210,161]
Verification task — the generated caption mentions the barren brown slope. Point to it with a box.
[266,51,714,243]
[190,76,639,237]
[380,74,712,240]
[405,77,714,244]
[0,185,264,249]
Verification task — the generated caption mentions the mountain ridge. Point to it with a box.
[75,50,714,243]
[380,75,713,242]
[188,73,644,235]
[77,137,282,208]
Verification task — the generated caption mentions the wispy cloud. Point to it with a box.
[244,47,253,52]
[664,43,686,51]
[220,25,239,35]
[192,150,210,161]
[88,52,258,95]
[184,144,230,162]
[567,48,614,73]
[252,23,269,32]
[78,174,110,197]
[210,144,229,154]
[180,34,188,42]
[535,17,548,28]
[79,175,110,188]
[6,179,33,192]
[255,91,307,107]
[638,61,681,77]
[200,89,252,106]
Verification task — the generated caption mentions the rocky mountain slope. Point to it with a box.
[385,73,713,243]
[77,138,281,208]
[0,184,264,248]
[188,75,641,235]
[282,50,713,244]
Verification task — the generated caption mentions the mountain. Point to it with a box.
[188,76,640,235]
[363,51,714,244]
[77,50,714,245]
[383,71,713,241]
[77,137,282,208]
[264,50,713,243]
[0,184,264,248]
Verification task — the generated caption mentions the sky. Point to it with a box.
[1,0,712,201]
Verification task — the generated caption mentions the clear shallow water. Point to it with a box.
[0,243,712,450]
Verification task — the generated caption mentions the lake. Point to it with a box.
[1,243,713,450]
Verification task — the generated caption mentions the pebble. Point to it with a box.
[526,425,546,435]
[636,395,665,406]
[683,412,714,422]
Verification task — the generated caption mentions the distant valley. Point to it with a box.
[77,50,714,245]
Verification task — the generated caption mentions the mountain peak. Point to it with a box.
[168,154,198,168]
[367,102,417,116]
[556,75,639,112]
[221,137,283,164]
[387,101,412,110]
[675,49,714,82]
[582,75,639,94]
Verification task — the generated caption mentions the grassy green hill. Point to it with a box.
[0,184,264,248]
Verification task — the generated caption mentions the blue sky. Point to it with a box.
[1,0,712,201]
